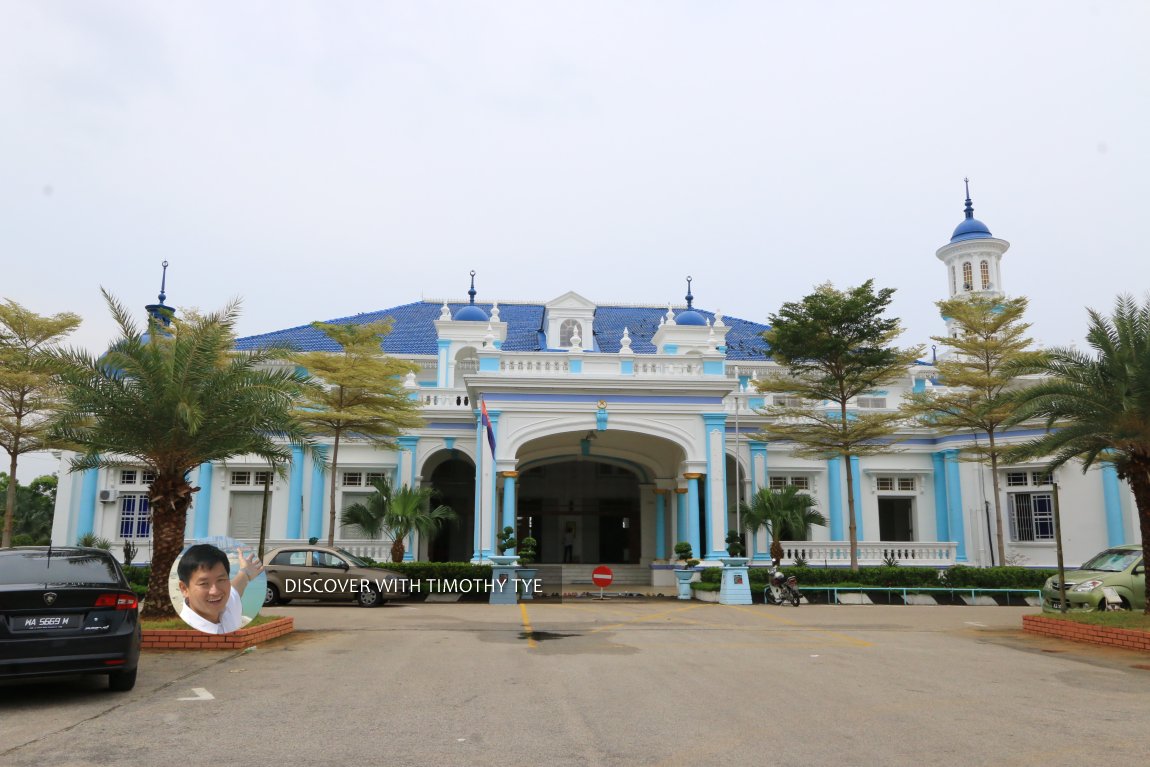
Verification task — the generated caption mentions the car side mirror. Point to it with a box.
[1134,566,1145,577]
[338,561,349,570]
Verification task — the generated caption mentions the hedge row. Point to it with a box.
[699,565,1056,589]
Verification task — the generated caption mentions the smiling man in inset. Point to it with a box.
[176,544,263,634]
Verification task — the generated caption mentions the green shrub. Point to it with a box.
[943,566,1056,589]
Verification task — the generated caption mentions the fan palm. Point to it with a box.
[340,476,394,541]
[1006,294,1150,613]
[51,291,313,619]
[383,484,456,563]
[740,485,828,566]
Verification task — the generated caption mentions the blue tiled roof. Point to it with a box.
[236,301,771,360]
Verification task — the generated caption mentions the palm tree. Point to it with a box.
[1006,294,1150,614]
[383,484,456,563]
[340,476,394,541]
[52,291,313,619]
[740,485,828,566]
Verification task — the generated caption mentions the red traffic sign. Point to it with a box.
[592,565,614,588]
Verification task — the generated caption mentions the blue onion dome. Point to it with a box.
[453,270,490,322]
[675,276,708,325]
[141,260,174,343]
[950,179,993,243]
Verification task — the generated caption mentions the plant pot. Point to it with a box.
[517,567,539,600]
[673,569,696,600]
[488,555,519,567]
[720,557,749,568]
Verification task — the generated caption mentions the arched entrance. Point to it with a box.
[517,460,641,564]
[424,452,475,562]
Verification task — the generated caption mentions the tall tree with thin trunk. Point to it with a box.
[294,321,423,547]
[1004,294,1150,614]
[51,291,313,619]
[754,281,923,570]
[905,295,1043,566]
[0,300,81,548]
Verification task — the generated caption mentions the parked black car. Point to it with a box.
[0,547,141,691]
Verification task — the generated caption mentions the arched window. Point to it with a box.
[980,260,991,289]
[962,262,973,291]
[559,319,582,347]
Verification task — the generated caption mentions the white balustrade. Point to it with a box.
[772,541,957,567]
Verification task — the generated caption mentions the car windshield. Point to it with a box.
[0,550,121,586]
[336,549,370,568]
[1079,549,1142,573]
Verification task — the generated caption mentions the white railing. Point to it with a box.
[420,391,472,409]
[499,356,570,374]
[770,541,957,567]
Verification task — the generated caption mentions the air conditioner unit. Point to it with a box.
[98,489,117,503]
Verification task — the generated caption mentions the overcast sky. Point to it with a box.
[4,2,1149,478]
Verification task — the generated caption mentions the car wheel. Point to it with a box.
[357,586,383,608]
[108,668,138,692]
[264,584,280,607]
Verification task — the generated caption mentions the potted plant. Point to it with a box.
[673,541,699,600]
[724,530,746,558]
[517,536,539,600]
[489,526,519,604]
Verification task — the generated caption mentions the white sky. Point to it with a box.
[4,2,1149,479]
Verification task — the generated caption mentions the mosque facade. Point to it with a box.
[50,191,1140,578]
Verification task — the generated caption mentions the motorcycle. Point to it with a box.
[764,567,802,606]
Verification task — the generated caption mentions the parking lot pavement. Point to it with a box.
[3,602,1148,767]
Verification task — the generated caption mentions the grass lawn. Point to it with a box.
[1041,610,1150,631]
[140,614,284,631]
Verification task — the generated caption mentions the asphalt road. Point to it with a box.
[2,601,1147,766]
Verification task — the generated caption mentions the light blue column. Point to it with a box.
[750,441,770,560]
[1102,464,1125,546]
[195,463,214,539]
[703,413,728,559]
[308,461,326,542]
[76,468,99,540]
[501,472,517,554]
[676,490,687,549]
[944,450,966,562]
[655,490,667,559]
[849,455,864,541]
[686,476,702,560]
[932,452,949,542]
[397,436,420,560]
[473,412,483,560]
[286,448,304,539]
[437,339,451,388]
[487,409,501,560]
[827,459,844,541]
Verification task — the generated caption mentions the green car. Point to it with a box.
[1042,544,1146,612]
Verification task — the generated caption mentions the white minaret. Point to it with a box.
[935,179,1010,337]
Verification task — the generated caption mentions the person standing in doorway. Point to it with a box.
[563,524,575,563]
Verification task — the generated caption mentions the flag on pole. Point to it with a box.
[480,400,496,455]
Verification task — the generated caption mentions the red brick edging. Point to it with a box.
[1023,614,1150,653]
[142,616,294,651]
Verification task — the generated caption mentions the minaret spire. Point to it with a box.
[468,270,477,305]
[963,177,974,220]
[145,260,174,327]
[685,276,694,309]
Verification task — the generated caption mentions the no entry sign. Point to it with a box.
[592,565,614,588]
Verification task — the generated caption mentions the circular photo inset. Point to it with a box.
[168,536,267,634]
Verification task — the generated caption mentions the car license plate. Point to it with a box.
[1049,600,1062,609]
[11,615,81,631]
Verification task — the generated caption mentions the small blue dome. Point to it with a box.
[675,310,707,326]
[951,217,992,243]
[454,304,489,322]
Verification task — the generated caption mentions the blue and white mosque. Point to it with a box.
[51,188,1140,581]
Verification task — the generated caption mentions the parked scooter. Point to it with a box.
[764,566,802,606]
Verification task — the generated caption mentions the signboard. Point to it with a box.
[592,565,614,588]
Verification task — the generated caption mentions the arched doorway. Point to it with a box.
[517,460,641,564]
[425,453,475,562]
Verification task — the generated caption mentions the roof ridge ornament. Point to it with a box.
[439,302,451,320]
[619,326,632,354]
[491,301,500,321]
[665,304,676,325]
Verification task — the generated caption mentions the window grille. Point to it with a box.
[118,495,152,539]
[1009,492,1054,541]
[120,470,138,485]
[342,472,363,487]
[231,471,252,486]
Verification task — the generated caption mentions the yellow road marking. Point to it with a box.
[587,603,710,633]
[519,603,538,649]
